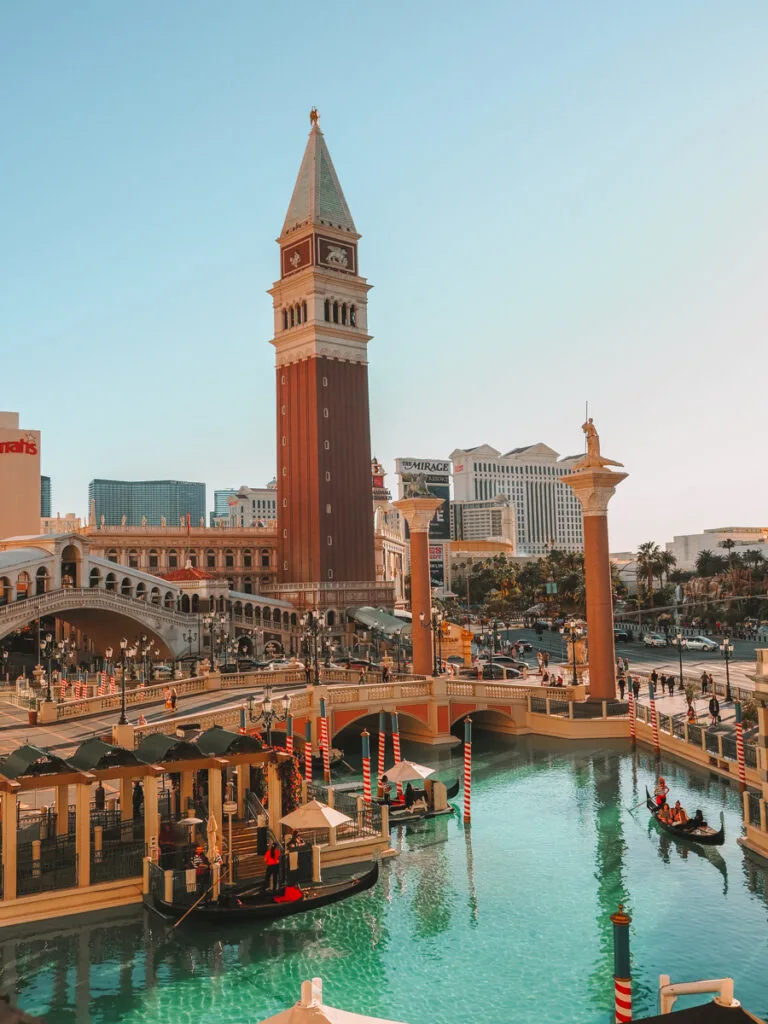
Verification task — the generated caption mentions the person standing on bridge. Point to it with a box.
[618,674,626,700]
[632,676,640,701]
[170,687,178,712]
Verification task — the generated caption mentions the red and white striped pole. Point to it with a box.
[627,688,636,745]
[285,713,293,756]
[463,717,472,823]
[391,711,403,798]
[611,904,632,1022]
[378,711,387,782]
[109,675,116,695]
[361,729,372,804]
[304,720,313,785]
[649,681,660,755]
[320,697,331,784]
[735,701,746,791]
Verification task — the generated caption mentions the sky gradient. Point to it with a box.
[2,2,766,551]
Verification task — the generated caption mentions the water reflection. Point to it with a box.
[463,823,479,927]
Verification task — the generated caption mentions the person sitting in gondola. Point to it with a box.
[379,775,392,805]
[682,808,707,831]
[670,801,688,826]
[404,783,415,809]
[657,802,672,824]
[654,777,669,807]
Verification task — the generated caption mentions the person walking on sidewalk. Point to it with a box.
[708,694,720,727]
[632,676,640,701]
[618,675,626,700]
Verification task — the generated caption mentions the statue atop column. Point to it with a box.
[574,418,624,470]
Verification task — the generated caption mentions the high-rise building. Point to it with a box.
[88,480,206,528]
[40,475,51,518]
[451,496,517,547]
[211,489,237,525]
[450,443,584,555]
[269,111,375,586]
[0,411,41,539]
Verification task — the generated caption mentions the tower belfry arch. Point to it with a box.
[268,112,376,595]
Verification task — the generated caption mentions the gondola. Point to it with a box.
[146,861,379,924]
[645,787,725,846]
[446,779,460,800]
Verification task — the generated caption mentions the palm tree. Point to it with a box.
[636,541,663,607]
[657,550,677,586]
[695,550,723,577]
[719,538,737,570]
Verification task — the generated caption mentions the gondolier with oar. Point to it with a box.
[654,777,669,807]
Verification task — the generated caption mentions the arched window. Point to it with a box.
[206,549,216,568]
[188,550,198,568]
[302,300,308,322]
[324,299,330,321]
[282,309,288,330]
[128,550,139,569]
[243,578,253,594]
[326,610,336,627]
[350,304,357,326]
[254,607,261,623]
[245,603,253,618]
[106,549,119,564]
[243,549,252,568]
[225,549,235,568]
[168,549,178,569]
[260,548,270,568]
[332,301,339,323]
[261,575,270,584]
[148,549,159,569]
[234,601,243,616]
[105,573,117,592]
[290,612,297,626]
[150,587,161,606]
[227,579,235,591]
[290,306,295,327]
[136,582,147,601]
[191,594,199,612]
[0,577,10,606]
[181,595,190,613]
[282,611,290,627]
[341,303,347,325]
[16,572,30,600]
[164,591,175,609]
[296,304,302,324]
[35,567,49,595]
[120,578,132,598]
[273,608,282,624]
[89,567,101,589]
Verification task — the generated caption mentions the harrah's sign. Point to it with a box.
[0,438,38,455]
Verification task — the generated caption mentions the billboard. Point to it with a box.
[429,543,446,592]
[395,458,451,542]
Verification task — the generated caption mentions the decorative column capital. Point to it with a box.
[561,466,628,517]
[392,497,443,533]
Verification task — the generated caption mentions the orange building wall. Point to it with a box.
[0,413,40,540]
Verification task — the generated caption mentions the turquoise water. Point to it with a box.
[4,734,768,1024]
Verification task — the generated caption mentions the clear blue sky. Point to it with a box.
[2,1,766,551]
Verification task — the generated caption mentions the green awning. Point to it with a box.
[348,606,411,637]
[69,738,147,771]
[196,726,262,756]
[135,734,202,764]
[0,744,75,781]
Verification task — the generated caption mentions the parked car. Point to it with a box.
[614,629,630,643]
[482,664,521,680]
[513,640,533,653]
[643,633,668,648]
[683,636,719,652]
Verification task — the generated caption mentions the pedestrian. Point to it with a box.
[618,675,626,700]
[632,677,640,701]
[650,669,659,690]
[94,781,106,812]
[700,670,708,694]
[263,842,281,892]
[543,652,549,669]
[382,663,390,683]
[623,657,629,673]
[708,694,720,727]
[659,673,667,695]
[358,667,367,685]
[132,780,144,818]
[708,672,715,696]
[669,676,675,697]
[536,651,544,675]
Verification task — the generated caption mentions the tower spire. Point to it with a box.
[281,114,357,238]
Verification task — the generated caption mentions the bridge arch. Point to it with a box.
[330,709,433,744]
[35,566,49,595]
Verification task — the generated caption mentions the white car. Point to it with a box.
[643,634,668,648]
[683,636,719,652]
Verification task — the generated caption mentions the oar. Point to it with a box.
[172,859,233,930]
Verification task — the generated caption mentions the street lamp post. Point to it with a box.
[119,637,128,725]
[301,612,325,684]
[559,621,583,687]
[248,686,291,746]
[720,638,734,702]
[41,632,53,702]
[675,631,684,692]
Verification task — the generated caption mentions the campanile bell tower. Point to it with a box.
[269,111,376,590]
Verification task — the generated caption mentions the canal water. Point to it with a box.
[4,734,768,1024]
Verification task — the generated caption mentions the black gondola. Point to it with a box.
[645,787,725,846]
[445,779,460,799]
[146,861,379,924]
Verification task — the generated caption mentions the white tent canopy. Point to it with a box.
[383,761,434,784]
[259,978,409,1024]
[280,800,351,831]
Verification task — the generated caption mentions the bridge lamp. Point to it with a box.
[118,638,129,727]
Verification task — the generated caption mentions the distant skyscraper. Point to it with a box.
[211,483,278,527]
[211,488,237,525]
[40,476,51,518]
[88,480,205,527]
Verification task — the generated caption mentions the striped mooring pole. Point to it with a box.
[391,712,403,798]
[304,719,313,785]
[378,711,387,783]
[463,717,472,824]
[648,681,660,755]
[627,689,636,744]
[320,697,331,784]
[735,701,746,791]
[285,713,293,756]
[610,904,632,1022]
[361,729,372,803]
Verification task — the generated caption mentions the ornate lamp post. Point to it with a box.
[560,620,584,687]
[675,631,685,692]
[105,645,113,678]
[301,611,325,684]
[118,637,128,725]
[720,638,734,702]
[248,686,291,746]
[41,632,54,702]
[419,610,444,675]
[203,612,227,669]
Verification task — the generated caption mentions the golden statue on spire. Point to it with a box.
[310,107,320,127]
[574,418,624,470]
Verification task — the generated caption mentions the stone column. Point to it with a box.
[75,783,91,888]
[208,766,223,829]
[180,769,194,815]
[120,777,133,822]
[1,790,18,901]
[392,498,443,677]
[55,783,69,836]
[266,761,282,834]
[562,458,627,702]
[143,775,159,855]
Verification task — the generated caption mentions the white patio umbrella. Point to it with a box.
[259,978,409,1024]
[279,800,351,831]
[383,761,434,784]
[206,813,219,861]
